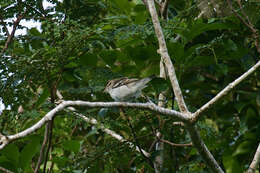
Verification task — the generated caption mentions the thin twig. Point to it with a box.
[160,0,170,19]
[0,15,10,37]
[43,120,54,173]
[123,109,154,168]
[227,0,260,53]
[34,124,49,173]
[1,12,26,54]
[159,139,192,147]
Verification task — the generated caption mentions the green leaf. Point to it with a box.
[150,77,169,94]
[99,50,117,66]
[188,56,215,67]
[234,102,248,113]
[65,61,78,68]
[2,144,19,166]
[223,154,243,173]
[102,24,113,30]
[113,0,132,13]
[79,53,97,66]
[86,128,99,138]
[225,39,237,51]
[63,71,76,82]
[177,20,239,43]
[168,42,184,63]
[34,87,50,108]
[19,136,41,169]
[232,141,252,157]
[256,90,260,108]
[62,140,81,153]
[134,12,147,24]
[28,28,41,36]
[133,4,146,12]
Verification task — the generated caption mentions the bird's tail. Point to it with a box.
[136,75,155,89]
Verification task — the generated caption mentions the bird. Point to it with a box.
[104,75,155,101]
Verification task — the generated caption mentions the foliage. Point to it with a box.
[0,0,260,172]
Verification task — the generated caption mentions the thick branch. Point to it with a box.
[192,60,260,121]
[185,125,224,173]
[0,100,187,150]
[246,143,260,173]
[147,0,189,113]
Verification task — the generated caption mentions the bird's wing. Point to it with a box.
[112,77,139,88]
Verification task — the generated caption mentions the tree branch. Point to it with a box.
[192,60,260,122]
[69,108,151,158]
[159,139,192,147]
[246,143,260,173]
[34,123,50,173]
[146,0,189,113]
[146,1,224,172]
[1,100,185,155]
[185,125,224,173]
[0,15,10,37]
[0,166,14,173]
[160,0,170,20]
[1,13,25,54]
[43,120,54,173]
[227,0,260,53]
[0,101,184,156]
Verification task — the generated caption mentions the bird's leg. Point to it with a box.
[141,94,154,104]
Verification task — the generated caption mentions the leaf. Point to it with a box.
[134,12,147,24]
[28,28,41,36]
[34,87,50,108]
[223,154,243,173]
[150,77,169,93]
[79,53,97,66]
[62,140,81,153]
[225,39,237,51]
[2,144,19,166]
[234,102,248,113]
[188,56,215,67]
[167,42,184,63]
[256,90,260,108]
[99,50,117,66]
[19,136,41,169]
[177,20,239,43]
[98,108,109,118]
[63,71,76,82]
[232,141,252,156]
[133,4,146,12]
[64,61,78,68]
[86,128,99,138]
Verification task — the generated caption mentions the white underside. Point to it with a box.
[108,85,142,101]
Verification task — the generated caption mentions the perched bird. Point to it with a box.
[104,76,154,101]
